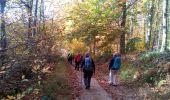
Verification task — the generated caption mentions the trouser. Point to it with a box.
[68,58,72,65]
[83,70,93,88]
[109,70,119,85]
[75,61,80,70]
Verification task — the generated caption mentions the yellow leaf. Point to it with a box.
[32,65,40,71]
[16,93,24,99]
[32,69,37,73]
[7,95,16,100]
[41,67,51,73]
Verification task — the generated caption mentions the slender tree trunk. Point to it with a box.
[168,1,170,50]
[120,1,126,54]
[157,24,161,50]
[40,0,45,33]
[0,0,7,66]
[146,0,155,50]
[130,16,133,34]
[144,19,146,46]
[160,0,168,52]
[20,0,34,52]
[27,0,33,38]
[155,0,161,51]
[33,0,38,35]
[0,0,7,49]
[149,0,155,50]
[151,32,156,51]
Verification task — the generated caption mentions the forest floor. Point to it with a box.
[62,50,144,100]
[69,63,146,100]
[23,52,170,100]
[95,64,146,100]
[69,64,112,100]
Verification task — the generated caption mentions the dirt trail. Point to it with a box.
[70,66,112,100]
[95,65,146,100]
[62,52,144,100]
[61,51,112,100]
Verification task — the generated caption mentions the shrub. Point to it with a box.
[120,66,136,83]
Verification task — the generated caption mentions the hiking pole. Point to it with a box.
[81,68,83,86]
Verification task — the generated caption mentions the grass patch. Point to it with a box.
[41,58,73,99]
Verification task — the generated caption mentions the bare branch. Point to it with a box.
[126,0,140,10]
[20,0,30,9]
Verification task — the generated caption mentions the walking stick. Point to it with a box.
[81,68,83,86]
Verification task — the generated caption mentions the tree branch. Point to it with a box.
[126,0,140,10]
[20,0,30,9]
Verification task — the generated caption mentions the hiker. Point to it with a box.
[74,53,81,71]
[108,52,121,86]
[81,53,95,89]
[67,51,73,65]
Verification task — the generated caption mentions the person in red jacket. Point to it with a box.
[74,53,81,71]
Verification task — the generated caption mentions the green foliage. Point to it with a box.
[158,80,167,87]
[140,51,160,59]
[133,51,169,86]
[120,65,136,83]
[66,0,122,49]
[138,51,161,69]
[143,71,166,86]
[126,37,142,52]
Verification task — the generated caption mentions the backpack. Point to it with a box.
[111,56,121,70]
[84,57,93,71]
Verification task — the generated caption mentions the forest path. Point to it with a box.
[70,65,113,100]
[61,50,112,100]
[61,50,145,100]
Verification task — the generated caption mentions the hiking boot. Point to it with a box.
[85,86,90,89]
[109,83,113,86]
[112,84,117,87]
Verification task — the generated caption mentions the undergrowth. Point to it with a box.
[40,57,73,100]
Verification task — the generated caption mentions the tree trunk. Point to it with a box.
[0,0,7,66]
[160,0,168,52]
[146,0,155,50]
[28,0,33,38]
[33,0,38,35]
[157,24,161,50]
[151,32,156,51]
[0,0,7,49]
[155,1,162,51]
[40,0,45,33]
[120,1,126,55]
[130,16,133,34]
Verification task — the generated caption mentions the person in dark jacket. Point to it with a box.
[67,51,74,65]
[81,53,95,89]
[108,52,121,86]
